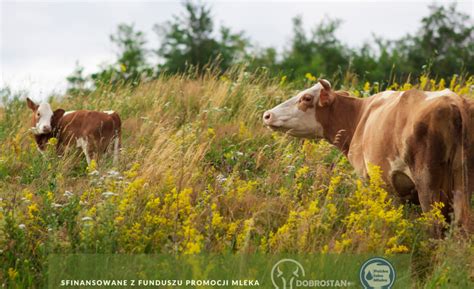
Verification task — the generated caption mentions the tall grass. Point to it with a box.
[0,68,473,288]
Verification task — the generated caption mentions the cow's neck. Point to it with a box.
[316,94,365,155]
[34,129,59,151]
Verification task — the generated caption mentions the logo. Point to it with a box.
[271,258,305,289]
[359,257,396,289]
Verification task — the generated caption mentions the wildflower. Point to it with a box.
[207,127,216,138]
[107,170,121,178]
[21,197,31,204]
[238,122,250,138]
[373,82,380,93]
[124,162,140,179]
[27,203,39,218]
[102,191,117,198]
[363,82,371,92]
[402,83,412,91]
[88,170,99,176]
[295,166,309,178]
[24,191,33,201]
[388,82,399,90]
[81,216,93,221]
[438,78,446,90]
[385,244,409,254]
[305,72,317,82]
[87,159,98,175]
[419,75,428,89]
[450,75,458,90]
[8,268,18,280]
[18,224,26,230]
[47,137,58,146]
[64,190,74,198]
[216,174,227,184]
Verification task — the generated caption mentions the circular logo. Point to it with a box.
[359,257,396,289]
[271,259,305,289]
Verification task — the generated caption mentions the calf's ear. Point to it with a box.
[51,109,65,128]
[26,97,39,111]
[318,79,335,106]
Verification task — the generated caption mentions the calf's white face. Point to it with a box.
[263,81,327,138]
[27,98,54,134]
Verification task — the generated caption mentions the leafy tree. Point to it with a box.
[91,23,151,88]
[111,23,150,79]
[154,1,248,73]
[66,62,89,94]
[279,16,350,80]
[399,3,474,77]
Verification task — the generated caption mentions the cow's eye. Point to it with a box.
[37,112,40,117]
[302,95,312,102]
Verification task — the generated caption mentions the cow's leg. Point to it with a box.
[112,136,120,166]
[416,173,448,238]
[452,170,473,234]
[412,148,452,236]
[76,137,91,166]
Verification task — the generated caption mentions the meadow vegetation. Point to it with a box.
[0,68,473,288]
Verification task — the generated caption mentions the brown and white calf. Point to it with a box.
[27,98,122,166]
[263,80,472,233]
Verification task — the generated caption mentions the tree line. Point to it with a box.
[66,1,473,93]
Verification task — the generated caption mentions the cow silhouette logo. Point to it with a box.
[359,257,396,289]
[271,258,305,289]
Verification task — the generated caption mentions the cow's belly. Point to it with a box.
[350,105,417,200]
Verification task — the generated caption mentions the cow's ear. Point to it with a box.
[318,79,334,106]
[51,109,65,128]
[27,97,38,111]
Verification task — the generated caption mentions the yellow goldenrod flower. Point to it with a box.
[305,73,317,82]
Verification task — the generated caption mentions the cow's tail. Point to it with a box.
[111,112,122,167]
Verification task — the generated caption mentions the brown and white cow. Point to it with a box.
[263,80,472,233]
[26,98,122,166]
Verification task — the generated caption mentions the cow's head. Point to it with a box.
[26,98,65,135]
[263,79,334,138]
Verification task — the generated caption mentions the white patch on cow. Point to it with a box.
[76,137,91,165]
[103,110,115,115]
[399,91,405,98]
[35,102,54,134]
[64,110,76,116]
[425,89,453,101]
[379,90,396,100]
[389,157,413,180]
[113,135,120,166]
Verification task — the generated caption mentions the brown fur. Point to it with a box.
[27,100,121,164]
[315,84,472,234]
[53,110,122,159]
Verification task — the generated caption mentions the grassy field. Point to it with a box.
[0,69,473,288]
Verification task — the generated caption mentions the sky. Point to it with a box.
[1,0,473,99]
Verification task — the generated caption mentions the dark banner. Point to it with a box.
[48,254,410,289]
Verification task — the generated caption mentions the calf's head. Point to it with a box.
[26,98,65,135]
[263,79,334,138]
